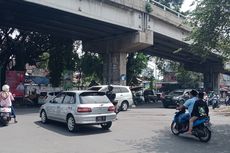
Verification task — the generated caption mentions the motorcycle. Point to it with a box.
[0,106,12,126]
[208,94,219,109]
[171,110,211,142]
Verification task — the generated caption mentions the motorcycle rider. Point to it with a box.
[188,92,209,134]
[177,89,198,131]
[0,84,17,123]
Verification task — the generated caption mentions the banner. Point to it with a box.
[5,71,25,97]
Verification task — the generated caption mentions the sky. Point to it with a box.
[180,0,196,12]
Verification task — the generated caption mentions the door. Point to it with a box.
[50,92,65,120]
[113,87,122,105]
[59,92,76,122]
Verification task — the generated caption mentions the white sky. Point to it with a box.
[180,0,196,12]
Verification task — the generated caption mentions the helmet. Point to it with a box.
[2,84,10,92]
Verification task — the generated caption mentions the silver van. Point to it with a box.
[88,85,133,111]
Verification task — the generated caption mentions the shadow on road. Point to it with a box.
[129,124,230,153]
[15,107,40,115]
[34,121,112,136]
[133,102,172,109]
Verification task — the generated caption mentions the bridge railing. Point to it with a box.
[145,0,187,19]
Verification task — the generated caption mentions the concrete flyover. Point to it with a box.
[0,0,226,90]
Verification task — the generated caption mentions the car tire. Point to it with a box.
[121,101,129,111]
[40,110,49,124]
[101,121,112,130]
[67,115,78,132]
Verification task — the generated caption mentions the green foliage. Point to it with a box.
[48,37,74,87]
[38,52,50,69]
[156,0,184,11]
[78,52,103,84]
[155,58,202,88]
[146,2,153,13]
[127,52,148,86]
[176,66,202,88]
[189,0,230,58]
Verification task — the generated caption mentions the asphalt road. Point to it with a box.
[0,103,230,153]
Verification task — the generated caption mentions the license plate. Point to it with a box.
[0,107,11,113]
[96,116,106,122]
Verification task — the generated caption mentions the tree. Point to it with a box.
[48,37,74,87]
[189,0,230,58]
[127,53,148,86]
[155,0,184,11]
[78,52,103,84]
[155,58,202,88]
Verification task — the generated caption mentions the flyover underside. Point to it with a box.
[143,33,224,74]
[0,0,135,41]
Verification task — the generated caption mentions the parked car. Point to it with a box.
[88,85,133,111]
[162,89,192,108]
[143,89,157,103]
[130,86,145,105]
[38,91,61,105]
[39,90,116,132]
[156,92,165,101]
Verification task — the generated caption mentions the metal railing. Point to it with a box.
[145,0,187,19]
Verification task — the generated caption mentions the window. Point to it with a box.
[49,92,54,96]
[88,87,102,91]
[100,87,108,92]
[40,92,47,96]
[120,87,129,93]
[63,92,75,104]
[113,87,121,93]
[53,93,65,104]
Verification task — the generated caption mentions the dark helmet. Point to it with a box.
[108,85,113,91]
[190,90,198,97]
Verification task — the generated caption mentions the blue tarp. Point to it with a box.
[25,76,49,85]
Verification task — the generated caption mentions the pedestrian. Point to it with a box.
[105,85,119,118]
[0,84,18,123]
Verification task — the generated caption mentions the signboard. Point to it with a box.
[120,74,126,81]
[5,71,25,97]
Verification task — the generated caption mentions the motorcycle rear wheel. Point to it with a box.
[171,121,180,135]
[198,126,211,142]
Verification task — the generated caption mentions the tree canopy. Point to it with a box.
[155,0,184,11]
[189,0,230,58]
[127,53,149,86]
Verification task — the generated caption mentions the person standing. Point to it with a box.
[0,84,18,123]
[105,85,119,114]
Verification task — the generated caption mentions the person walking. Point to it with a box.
[0,84,18,123]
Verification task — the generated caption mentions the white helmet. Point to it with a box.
[2,84,10,92]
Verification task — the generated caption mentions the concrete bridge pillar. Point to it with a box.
[84,31,153,85]
[204,72,220,93]
[103,52,127,85]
